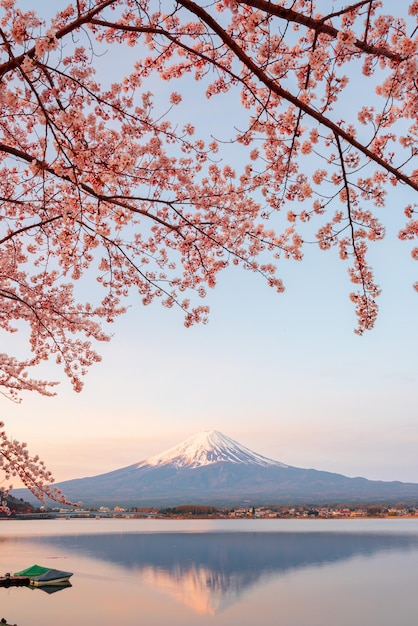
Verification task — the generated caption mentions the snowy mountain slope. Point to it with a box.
[136,430,288,469]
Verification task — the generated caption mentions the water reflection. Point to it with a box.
[33,531,418,615]
[27,582,72,595]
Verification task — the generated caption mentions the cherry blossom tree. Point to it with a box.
[0,0,417,504]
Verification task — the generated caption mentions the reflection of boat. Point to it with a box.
[14,564,73,587]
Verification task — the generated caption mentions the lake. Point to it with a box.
[0,518,417,625]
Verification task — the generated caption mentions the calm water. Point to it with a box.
[1,518,418,625]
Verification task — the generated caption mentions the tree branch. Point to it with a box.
[177,0,418,192]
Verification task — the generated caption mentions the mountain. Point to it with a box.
[11,430,418,507]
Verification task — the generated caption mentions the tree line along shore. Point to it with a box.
[2,500,418,519]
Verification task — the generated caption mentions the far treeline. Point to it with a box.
[159,505,220,516]
[155,504,417,518]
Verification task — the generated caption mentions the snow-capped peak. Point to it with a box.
[136,430,287,470]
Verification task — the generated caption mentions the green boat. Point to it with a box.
[13,565,73,587]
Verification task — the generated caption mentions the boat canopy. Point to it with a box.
[14,565,50,577]
[14,564,73,583]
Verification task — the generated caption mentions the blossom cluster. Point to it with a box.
[0,421,73,514]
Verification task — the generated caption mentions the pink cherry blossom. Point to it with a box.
[0,420,74,513]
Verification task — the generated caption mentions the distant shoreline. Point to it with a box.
[2,513,418,521]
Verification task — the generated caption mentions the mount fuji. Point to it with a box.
[11,430,418,507]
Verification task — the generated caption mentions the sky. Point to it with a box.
[2,0,418,490]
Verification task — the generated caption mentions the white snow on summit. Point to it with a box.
[135,430,288,469]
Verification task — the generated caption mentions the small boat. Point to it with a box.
[13,564,73,587]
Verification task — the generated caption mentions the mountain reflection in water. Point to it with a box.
[33,530,418,615]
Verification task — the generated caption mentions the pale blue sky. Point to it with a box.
[2,0,418,489]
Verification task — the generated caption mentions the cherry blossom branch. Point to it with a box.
[334,133,381,332]
[0,214,63,246]
[0,420,74,514]
[177,0,417,192]
[239,0,405,62]
[0,142,180,231]
[0,0,116,78]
